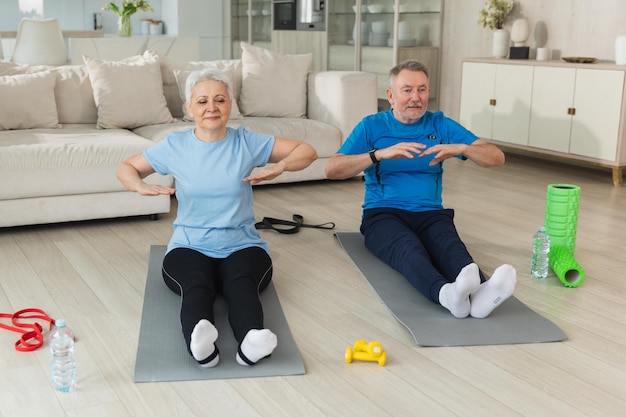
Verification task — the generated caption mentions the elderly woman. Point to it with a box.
[117,69,317,367]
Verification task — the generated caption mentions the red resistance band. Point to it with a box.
[0,308,55,352]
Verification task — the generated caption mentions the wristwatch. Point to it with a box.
[369,149,379,164]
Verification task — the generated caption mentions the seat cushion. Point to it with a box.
[0,125,171,200]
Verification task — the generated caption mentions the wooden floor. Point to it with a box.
[1,153,626,417]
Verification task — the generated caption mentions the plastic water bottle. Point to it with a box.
[531,226,551,279]
[50,319,76,392]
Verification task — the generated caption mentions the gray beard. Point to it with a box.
[399,111,423,121]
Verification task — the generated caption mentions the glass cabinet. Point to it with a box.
[327,0,442,109]
[231,0,272,59]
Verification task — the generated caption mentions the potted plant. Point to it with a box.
[102,1,154,37]
[477,0,514,58]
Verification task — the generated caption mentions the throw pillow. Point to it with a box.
[52,66,98,125]
[83,50,175,129]
[0,71,59,130]
[239,42,312,118]
[174,67,243,121]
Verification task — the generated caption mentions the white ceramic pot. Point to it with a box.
[536,47,551,61]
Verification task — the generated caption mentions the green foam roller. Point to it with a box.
[545,184,580,253]
[549,245,585,287]
[546,183,581,197]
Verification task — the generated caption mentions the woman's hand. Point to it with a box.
[117,153,176,194]
[244,138,316,184]
[134,183,176,196]
[243,164,285,185]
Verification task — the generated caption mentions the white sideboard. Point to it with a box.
[459,58,626,186]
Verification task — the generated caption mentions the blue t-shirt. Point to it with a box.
[144,127,274,257]
[337,110,478,212]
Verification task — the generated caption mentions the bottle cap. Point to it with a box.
[55,319,66,328]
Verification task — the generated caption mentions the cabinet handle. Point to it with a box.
[567,107,576,115]
[489,99,496,106]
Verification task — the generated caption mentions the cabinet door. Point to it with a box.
[570,69,624,161]
[273,30,327,72]
[231,0,272,58]
[327,0,442,108]
[459,62,496,139]
[491,64,533,145]
[528,66,576,152]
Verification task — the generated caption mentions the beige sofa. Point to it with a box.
[0,43,377,228]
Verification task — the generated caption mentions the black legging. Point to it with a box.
[162,246,273,355]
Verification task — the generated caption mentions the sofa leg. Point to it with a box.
[149,214,159,221]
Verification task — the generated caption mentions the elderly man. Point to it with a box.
[325,60,516,319]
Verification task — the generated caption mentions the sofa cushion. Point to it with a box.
[0,125,169,200]
[239,42,312,118]
[159,56,243,120]
[0,61,27,76]
[0,61,51,75]
[83,51,175,129]
[52,65,98,125]
[0,71,59,130]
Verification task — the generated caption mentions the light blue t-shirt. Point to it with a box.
[337,110,478,212]
[144,127,274,257]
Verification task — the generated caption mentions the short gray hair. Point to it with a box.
[184,68,234,103]
[388,60,429,86]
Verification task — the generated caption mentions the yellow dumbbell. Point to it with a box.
[345,339,386,366]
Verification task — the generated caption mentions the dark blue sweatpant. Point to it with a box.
[360,208,486,304]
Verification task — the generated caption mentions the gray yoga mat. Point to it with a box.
[335,233,567,347]
[134,245,305,382]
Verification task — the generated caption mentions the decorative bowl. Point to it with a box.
[561,57,598,64]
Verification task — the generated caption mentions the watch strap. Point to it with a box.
[369,149,379,164]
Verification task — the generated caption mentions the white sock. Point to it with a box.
[236,329,278,366]
[470,264,517,319]
[439,263,481,318]
[190,319,220,368]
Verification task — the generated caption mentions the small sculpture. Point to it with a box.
[510,18,530,46]
[510,18,531,59]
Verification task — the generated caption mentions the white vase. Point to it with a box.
[492,28,510,59]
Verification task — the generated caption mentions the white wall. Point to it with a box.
[0,0,229,60]
[0,1,161,33]
[440,0,626,120]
